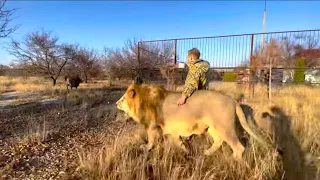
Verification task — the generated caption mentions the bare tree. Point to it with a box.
[139,40,175,68]
[103,38,175,80]
[0,63,9,75]
[70,47,102,83]
[0,0,19,38]
[294,34,319,50]
[159,64,179,90]
[293,34,320,67]
[8,29,76,85]
[103,46,137,80]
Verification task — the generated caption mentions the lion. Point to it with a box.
[65,75,83,90]
[116,83,271,159]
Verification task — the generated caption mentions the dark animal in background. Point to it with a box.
[134,74,143,85]
[65,75,83,90]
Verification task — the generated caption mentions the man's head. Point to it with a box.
[187,48,201,65]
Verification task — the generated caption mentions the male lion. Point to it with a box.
[116,83,269,159]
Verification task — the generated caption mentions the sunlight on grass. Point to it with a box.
[76,82,320,180]
[0,76,112,94]
[1,76,319,179]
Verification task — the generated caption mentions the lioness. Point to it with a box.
[116,83,269,159]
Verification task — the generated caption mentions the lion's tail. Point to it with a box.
[235,102,269,147]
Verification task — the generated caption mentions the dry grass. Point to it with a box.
[1,76,319,179]
[76,82,320,180]
[78,126,283,180]
[0,76,114,94]
[0,76,62,93]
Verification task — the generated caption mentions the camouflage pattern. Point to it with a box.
[182,59,210,98]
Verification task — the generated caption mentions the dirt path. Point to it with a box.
[0,87,128,179]
[0,91,63,110]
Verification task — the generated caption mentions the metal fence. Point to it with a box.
[137,29,320,98]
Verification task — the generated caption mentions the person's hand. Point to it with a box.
[177,95,187,106]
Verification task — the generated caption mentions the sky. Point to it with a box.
[0,1,320,67]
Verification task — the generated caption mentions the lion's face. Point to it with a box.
[116,88,136,118]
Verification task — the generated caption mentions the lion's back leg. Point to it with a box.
[204,127,223,155]
[220,126,245,160]
[228,138,245,160]
[205,125,245,160]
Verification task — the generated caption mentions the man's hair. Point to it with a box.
[188,48,201,59]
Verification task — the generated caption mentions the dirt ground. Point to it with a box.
[0,87,131,179]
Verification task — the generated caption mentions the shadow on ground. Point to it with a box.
[240,103,319,180]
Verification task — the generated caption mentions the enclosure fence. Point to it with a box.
[137,29,320,99]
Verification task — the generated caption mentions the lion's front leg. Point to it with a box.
[134,127,148,144]
[146,124,163,151]
[147,128,156,151]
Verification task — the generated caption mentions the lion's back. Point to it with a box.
[162,90,236,123]
[163,90,234,110]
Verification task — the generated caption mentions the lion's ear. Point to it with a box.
[128,89,135,98]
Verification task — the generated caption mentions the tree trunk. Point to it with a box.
[85,74,88,83]
[51,77,57,86]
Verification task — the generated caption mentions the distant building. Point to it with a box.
[282,69,294,83]
[233,67,250,83]
[305,67,320,84]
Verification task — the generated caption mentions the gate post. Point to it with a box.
[174,39,177,65]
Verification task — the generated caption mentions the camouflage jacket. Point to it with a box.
[182,59,210,98]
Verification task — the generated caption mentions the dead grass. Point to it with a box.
[0,76,114,94]
[76,82,320,180]
[1,76,319,179]
[78,125,283,180]
[0,76,62,93]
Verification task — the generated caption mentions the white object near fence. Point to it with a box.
[178,62,186,68]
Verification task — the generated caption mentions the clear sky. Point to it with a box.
[0,1,320,66]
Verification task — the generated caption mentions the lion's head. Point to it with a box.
[116,83,167,126]
[116,83,138,120]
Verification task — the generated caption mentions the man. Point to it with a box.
[177,48,210,106]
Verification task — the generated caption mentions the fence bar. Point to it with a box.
[142,29,320,43]
[268,57,272,102]
[249,34,255,97]
[174,39,177,65]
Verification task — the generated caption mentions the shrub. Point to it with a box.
[223,72,237,82]
[294,57,305,83]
